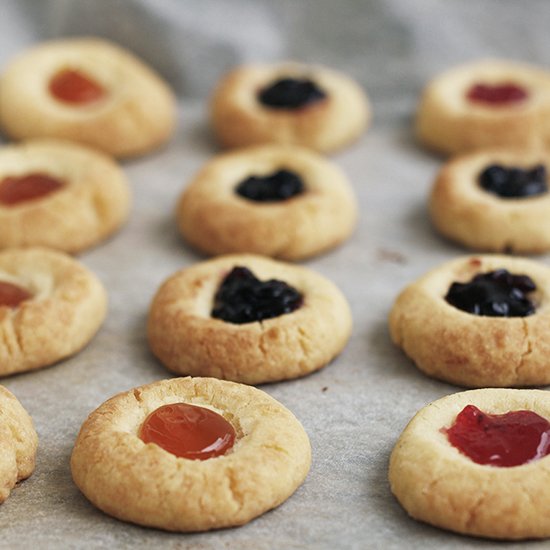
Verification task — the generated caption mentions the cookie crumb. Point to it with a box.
[377,248,407,264]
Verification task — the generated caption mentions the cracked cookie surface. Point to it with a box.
[389,388,550,540]
[147,254,352,384]
[211,62,370,153]
[430,148,550,254]
[389,255,550,387]
[0,38,176,158]
[71,377,311,532]
[0,140,131,253]
[0,247,107,376]
[0,385,37,502]
[177,145,358,260]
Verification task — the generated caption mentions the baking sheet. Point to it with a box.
[1,0,550,548]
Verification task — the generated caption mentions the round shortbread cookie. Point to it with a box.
[211,62,370,153]
[0,247,107,376]
[430,148,550,253]
[416,60,550,155]
[0,38,176,158]
[390,388,550,540]
[0,385,37,503]
[0,140,131,253]
[148,254,352,384]
[71,376,311,532]
[389,255,550,388]
[177,145,358,260]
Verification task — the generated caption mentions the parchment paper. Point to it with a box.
[0,1,549,548]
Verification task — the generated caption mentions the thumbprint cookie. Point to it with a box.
[0,247,107,376]
[0,140,130,253]
[177,145,357,260]
[390,388,550,539]
[211,62,370,153]
[430,148,550,253]
[71,377,311,531]
[0,385,37,502]
[148,254,352,384]
[389,255,550,388]
[416,60,550,155]
[0,38,176,157]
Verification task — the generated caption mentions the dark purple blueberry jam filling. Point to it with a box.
[258,77,327,109]
[235,169,305,202]
[445,269,536,317]
[212,266,303,324]
[479,164,547,199]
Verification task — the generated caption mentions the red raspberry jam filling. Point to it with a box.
[49,69,105,105]
[467,83,528,105]
[445,404,550,467]
[0,281,32,308]
[0,173,65,206]
[139,403,236,460]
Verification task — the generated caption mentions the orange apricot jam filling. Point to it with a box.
[0,281,32,308]
[49,68,105,104]
[139,403,236,460]
[0,173,65,205]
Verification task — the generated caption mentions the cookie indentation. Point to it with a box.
[235,169,305,202]
[445,404,550,467]
[445,269,536,317]
[467,83,528,105]
[49,68,105,105]
[479,164,547,198]
[0,173,65,206]
[0,281,32,308]
[258,77,326,109]
[212,266,303,324]
[140,403,235,460]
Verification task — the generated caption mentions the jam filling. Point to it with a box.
[445,404,550,467]
[49,68,105,105]
[0,281,32,308]
[139,403,235,460]
[236,169,305,202]
[467,82,528,105]
[445,269,536,317]
[479,164,547,198]
[258,77,327,109]
[212,266,303,324]
[0,173,65,206]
